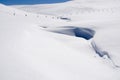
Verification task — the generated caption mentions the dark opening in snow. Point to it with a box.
[73,28,95,40]
[50,26,95,40]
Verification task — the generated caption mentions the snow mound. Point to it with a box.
[1,2,120,80]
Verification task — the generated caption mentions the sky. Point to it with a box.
[0,0,69,5]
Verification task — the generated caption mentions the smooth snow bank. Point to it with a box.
[1,2,120,80]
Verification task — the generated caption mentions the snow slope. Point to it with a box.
[12,0,120,65]
[0,0,120,80]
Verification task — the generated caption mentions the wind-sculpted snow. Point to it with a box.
[45,26,120,68]
[1,1,120,80]
[91,41,110,58]
[47,26,95,40]
[91,40,120,68]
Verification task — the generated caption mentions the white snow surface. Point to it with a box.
[1,0,120,80]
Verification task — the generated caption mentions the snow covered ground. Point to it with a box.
[0,0,120,80]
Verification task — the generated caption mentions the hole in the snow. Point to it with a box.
[50,26,95,40]
[73,27,95,40]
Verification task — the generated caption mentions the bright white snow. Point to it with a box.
[0,0,120,80]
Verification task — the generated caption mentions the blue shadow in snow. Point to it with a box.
[50,26,95,40]
[74,28,95,40]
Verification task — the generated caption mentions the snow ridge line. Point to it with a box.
[90,40,120,68]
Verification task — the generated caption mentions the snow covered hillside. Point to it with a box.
[0,0,120,80]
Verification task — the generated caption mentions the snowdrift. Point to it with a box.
[1,0,120,79]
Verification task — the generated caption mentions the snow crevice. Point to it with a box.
[90,40,120,68]
[47,26,95,40]
[91,40,110,58]
[45,26,120,68]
